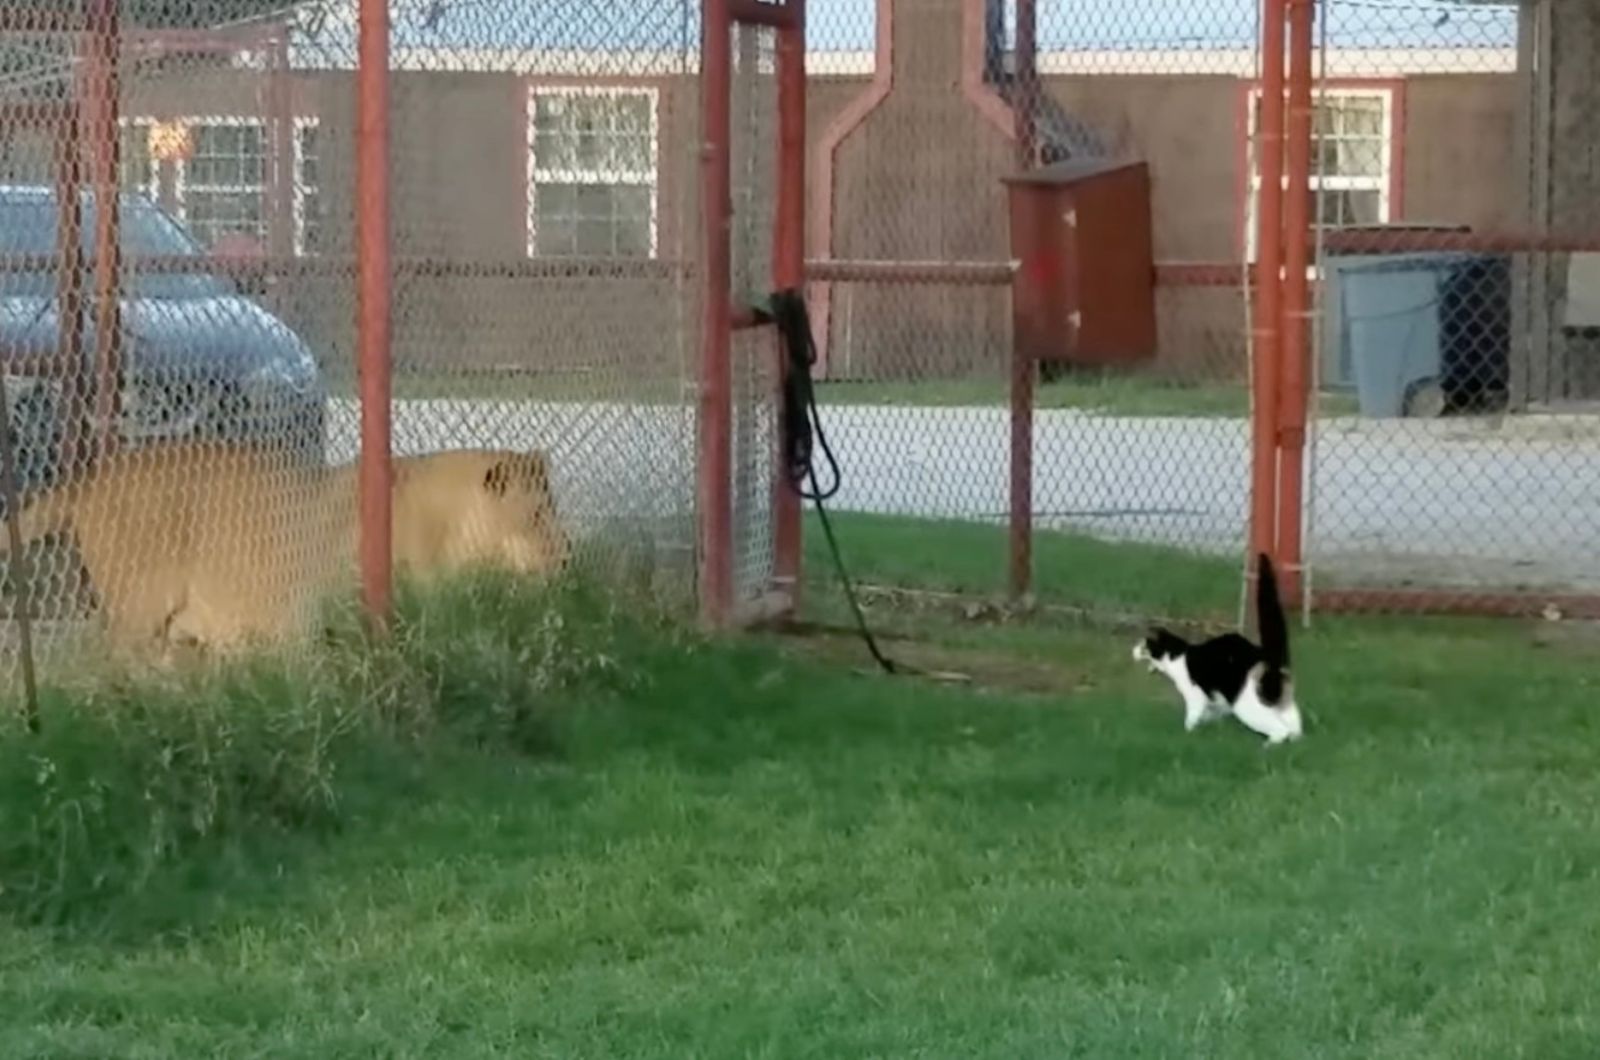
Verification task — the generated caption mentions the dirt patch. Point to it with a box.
[772,624,1090,699]
[1529,619,1600,656]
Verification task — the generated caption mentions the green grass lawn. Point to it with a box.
[348,367,1358,418]
[804,510,1243,624]
[1,530,1597,1056]
[816,374,1360,418]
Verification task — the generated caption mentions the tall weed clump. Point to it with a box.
[0,571,670,927]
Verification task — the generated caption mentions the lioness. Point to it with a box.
[0,441,570,655]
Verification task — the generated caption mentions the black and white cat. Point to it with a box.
[1132,553,1304,745]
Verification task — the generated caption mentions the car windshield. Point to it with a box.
[0,192,232,300]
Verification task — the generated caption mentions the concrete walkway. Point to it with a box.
[326,400,1600,592]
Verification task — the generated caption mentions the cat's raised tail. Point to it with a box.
[1255,552,1290,703]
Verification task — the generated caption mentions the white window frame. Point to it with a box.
[292,116,321,256]
[525,84,660,259]
[118,114,320,256]
[1244,85,1395,263]
[170,115,271,250]
[118,116,160,202]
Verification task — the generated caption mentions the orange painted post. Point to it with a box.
[267,26,295,259]
[1250,0,1288,610]
[771,0,806,614]
[83,0,123,460]
[356,0,393,627]
[1276,0,1316,607]
[1008,0,1039,602]
[698,0,734,628]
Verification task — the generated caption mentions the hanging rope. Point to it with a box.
[765,287,899,675]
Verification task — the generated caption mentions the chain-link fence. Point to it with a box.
[0,0,801,689]
[0,0,1587,692]
[799,0,1597,621]
[804,0,1260,615]
[367,0,710,608]
[0,5,348,671]
[1302,0,1600,615]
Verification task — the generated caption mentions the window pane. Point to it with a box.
[534,128,573,172]
[533,182,650,258]
[188,123,265,188]
[574,183,613,218]
[1317,188,1383,228]
[533,184,576,255]
[122,125,154,191]
[614,132,651,173]
[614,95,651,134]
[532,91,652,177]
[569,96,608,134]
[298,124,319,186]
[574,217,614,256]
[185,189,265,249]
[537,216,577,255]
[574,130,603,171]
[534,95,564,129]
[535,183,574,218]
[613,185,651,225]
[1314,136,1340,175]
[1336,98,1384,136]
[1331,137,1383,178]
[300,190,322,254]
[613,214,650,257]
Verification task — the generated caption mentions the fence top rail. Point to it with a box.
[1322,229,1600,256]
[805,259,1018,286]
[0,254,692,281]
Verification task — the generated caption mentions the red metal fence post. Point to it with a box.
[52,104,87,478]
[356,0,394,627]
[699,0,735,629]
[1008,310,1034,602]
[1250,0,1288,612]
[772,0,806,615]
[1015,0,1037,167]
[83,0,122,461]
[1008,0,1039,602]
[1276,0,1316,607]
[267,26,295,260]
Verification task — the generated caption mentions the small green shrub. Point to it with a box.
[0,570,672,928]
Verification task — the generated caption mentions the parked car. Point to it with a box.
[0,184,328,499]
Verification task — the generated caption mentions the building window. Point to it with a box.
[180,119,269,250]
[527,86,658,258]
[121,119,156,198]
[294,119,322,255]
[118,116,320,255]
[1244,87,1396,260]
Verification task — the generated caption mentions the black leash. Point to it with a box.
[764,288,901,676]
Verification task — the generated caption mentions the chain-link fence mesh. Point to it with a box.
[0,0,801,686]
[805,0,1258,612]
[801,0,1594,619]
[0,0,1587,689]
[1304,0,1600,612]
[372,0,705,607]
[0,6,345,671]
[729,22,780,612]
